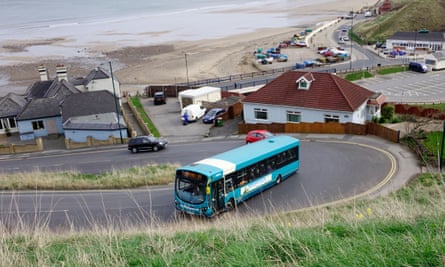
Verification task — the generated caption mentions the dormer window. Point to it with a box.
[299,80,308,89]
[296,72,315,90]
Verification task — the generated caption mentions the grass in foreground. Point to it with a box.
[0,163,178,190]
[1,173,444,266]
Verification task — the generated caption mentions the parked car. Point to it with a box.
[258,57,273,64]
[202,108,225,124]
[245,130,274,144]
[153,91,167,105]
[128,135,168,153]
[277,54,288,62]
[409,62,428,73]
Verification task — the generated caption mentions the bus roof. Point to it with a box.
[179,135,300,179]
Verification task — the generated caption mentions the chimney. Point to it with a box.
[38,65,49,81]
[56,64,68,81]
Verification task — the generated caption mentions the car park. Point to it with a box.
[128,135,168,153]
[153,91,167,105]
[202,108,225,124]
[245,129,274,144]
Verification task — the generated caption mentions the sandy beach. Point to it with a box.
[0,0,374,96]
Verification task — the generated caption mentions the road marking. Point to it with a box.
[293,140,397,212]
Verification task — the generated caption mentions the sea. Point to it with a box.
[0,0,348,65]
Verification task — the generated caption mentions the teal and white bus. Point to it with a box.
[174,135,300,217]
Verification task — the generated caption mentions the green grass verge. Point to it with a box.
[0,164,178,190]
[344,71,373,81]
[1,173,444,266]
[376,66,407,75]
[130,97,161,137]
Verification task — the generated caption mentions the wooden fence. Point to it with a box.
[238,121,400,143]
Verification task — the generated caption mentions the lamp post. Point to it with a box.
[108,61,123,144]
[349,10,354,71]
[184,52,190,86]
[414,30,417,61]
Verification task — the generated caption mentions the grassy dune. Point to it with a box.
[0,173,444,266]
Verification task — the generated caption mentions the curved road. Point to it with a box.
[0,136,415,231]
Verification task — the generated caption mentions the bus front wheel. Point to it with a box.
[276,175,282,184]
[227,199,236,210]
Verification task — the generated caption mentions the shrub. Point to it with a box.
[381,105,394,122]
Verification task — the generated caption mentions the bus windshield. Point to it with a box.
[175,170,207,204]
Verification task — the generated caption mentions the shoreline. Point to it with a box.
[0,0,374,96]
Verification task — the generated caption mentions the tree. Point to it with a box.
[381,104,394,122]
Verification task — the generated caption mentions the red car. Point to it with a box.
[245,130,274,144]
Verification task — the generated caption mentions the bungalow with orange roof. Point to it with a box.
[242,71,385,125]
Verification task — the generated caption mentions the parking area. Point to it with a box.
[141,96,231,143]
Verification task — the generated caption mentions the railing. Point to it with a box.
[173,66,338,91]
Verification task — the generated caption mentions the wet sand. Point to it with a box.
[0,0,374,96]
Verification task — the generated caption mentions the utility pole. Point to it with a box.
[184,52,190,86]
[349,10,354,71]
[440,120,445,171]
[109,61,123,144]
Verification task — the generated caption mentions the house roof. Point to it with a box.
[430,50,445,60]
[63,112,126,130]
[44,79,81,99]
[25,79,80,101]
[25,80,54,99]
[60,90,118,123]
[242,71,375,112]
[388,32,445,42]
[83,67,111,85]
[16,97,61,120]
[0,92,27,118]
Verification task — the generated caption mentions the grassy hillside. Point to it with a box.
[1,173,444,266]
[354,0,445,44]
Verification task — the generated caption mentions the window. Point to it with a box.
[299,80,308,89]
[225,145,299,189]
[287,111,301,123]
[8,118,16,128]
[324,114,339,123]
[254,108,268,120]
[32,120,44,130]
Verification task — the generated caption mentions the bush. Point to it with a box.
[381,105,394,122]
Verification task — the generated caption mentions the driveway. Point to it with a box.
[142,96,233,143]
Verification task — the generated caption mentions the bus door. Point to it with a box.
[212,180,225,212]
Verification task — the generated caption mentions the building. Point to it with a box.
[0,92,27,136]
[6,64,127,142]
[61,90,127,143]
[386,31,445,54]
[242,71,385,125]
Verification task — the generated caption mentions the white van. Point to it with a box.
[181,104,207,123]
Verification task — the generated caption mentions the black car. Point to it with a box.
[153,91,167,105]
[202,108,225,124]
[128,135,168,153]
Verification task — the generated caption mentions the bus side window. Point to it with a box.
[225,178,234,192]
